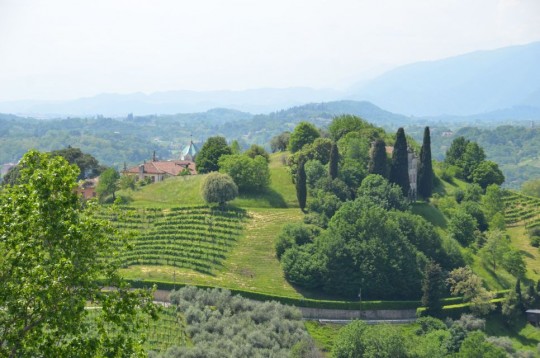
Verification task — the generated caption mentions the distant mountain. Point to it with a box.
[0,87,342,117]
[350,41,540,116]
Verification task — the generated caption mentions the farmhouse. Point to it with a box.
[123,141,198,183]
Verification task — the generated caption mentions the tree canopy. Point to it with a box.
[219,154,270,192]
[195,136,232,174]
[288,122,320,153]
[200,172,238,205]
[0,150,156,357]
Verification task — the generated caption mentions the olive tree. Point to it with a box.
[201,172,238,205]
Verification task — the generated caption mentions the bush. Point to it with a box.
[201,172,238,205]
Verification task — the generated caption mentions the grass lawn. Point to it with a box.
[120,207,305,297]
[508,225,540,281]
[304,321,342,355]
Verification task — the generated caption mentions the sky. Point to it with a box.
[0,0,539,101]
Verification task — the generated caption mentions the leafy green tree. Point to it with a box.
[96,167,120,202]
[296,158,307,211]
[521,179,540,198]
[304,160,326,189]
[195,136,232,173]
[1,165,22,185]
[463,183,483,202]
[482,184,504,221]
[445,136,470,166]
[461,142,486,180]
[0,150,156,357]
[332,321,407,358]
[281,244,324,289]
[422,261,445,315]
[307,189,342,220]
[289,122,320,153]
[479,230,508,271]
[201,172,238,205]
[502,249,526,278]
[328,142,339,179]
[229,139,242,154]
[471,161,505,189]
[270,132,290,153]
[244,144,270,162]
[119,174,137,191]
[219,154,270,192]
[320,198,424,299]
[462,201,488,232]
[368,139,388,177]
[328,114,368,141]
[275,223,320,259]
[51,146,105,180]
[357,174,409,211]
[448,211,477,246]
[418,126,434,199]
[389,127,410,196]
[457,331,506,358]
[447,267,495,316]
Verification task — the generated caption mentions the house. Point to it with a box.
[124,159,196,183]
[76,177,99,199]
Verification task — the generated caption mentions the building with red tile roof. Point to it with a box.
[123,159,196,183]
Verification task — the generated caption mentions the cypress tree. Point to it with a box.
[422,260,444,315]
[329,142,339,179]
[389,128,410,196]
[296,158,307,212]
[368,139,387,177]
[418,126,434,199]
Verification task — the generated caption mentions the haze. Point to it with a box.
[1,0,539,102]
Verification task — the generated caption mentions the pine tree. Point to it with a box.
[389,128,410,196]
[417,127,433,199]
[368,139,387,177]
[296,158,307,212]
[329,142,339,180]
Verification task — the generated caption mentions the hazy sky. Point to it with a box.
[0,0,539,101]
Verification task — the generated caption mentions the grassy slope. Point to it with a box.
[122,153,298,209]
[120,152,305,296]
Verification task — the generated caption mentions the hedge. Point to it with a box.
[123,279,421,310]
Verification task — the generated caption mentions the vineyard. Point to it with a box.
[503,190,540,230]
[103,205,248,274]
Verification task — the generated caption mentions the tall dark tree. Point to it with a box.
[296,158,307,212]
[329,142,339,180]
[195,136,232,173]
[422,260,444,315]
[389,128,410,196]
[368,139,387,177]
[417,127,434,199]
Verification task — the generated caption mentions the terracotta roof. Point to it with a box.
[125,160,197,176]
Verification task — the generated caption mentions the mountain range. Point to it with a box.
[0,41,539,119]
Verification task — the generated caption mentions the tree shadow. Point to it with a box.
[484,266,512,288]
[520,249,536,259]
[237,188,288,208]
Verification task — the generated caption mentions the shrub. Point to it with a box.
[219,154,270,193]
